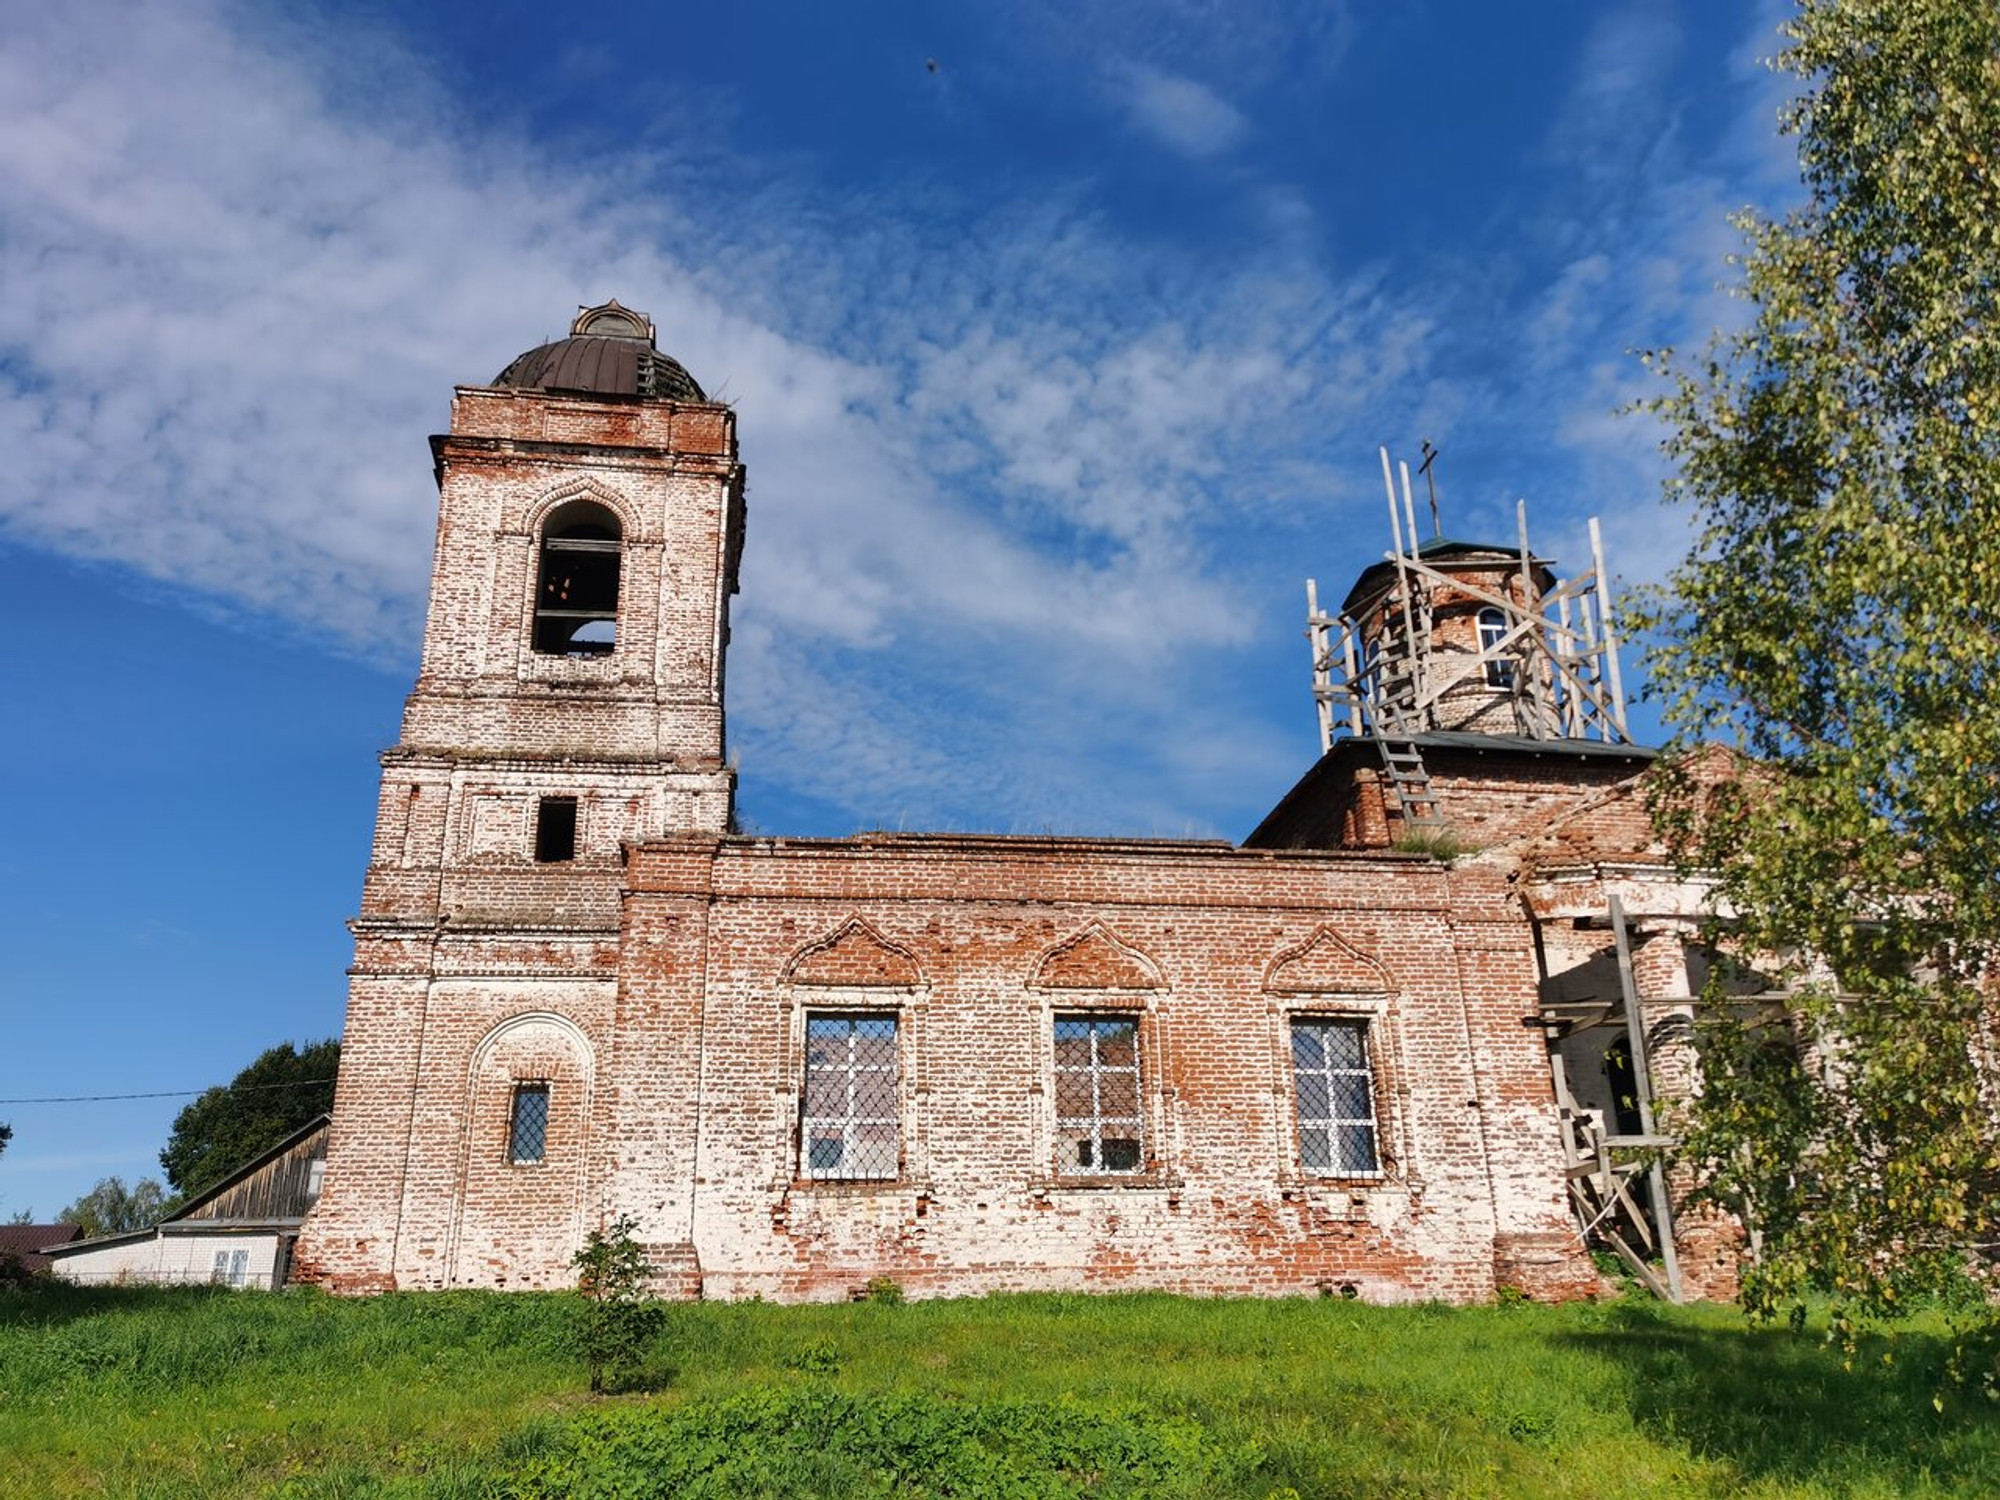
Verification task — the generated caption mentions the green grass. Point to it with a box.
[1,1283,1994,1498]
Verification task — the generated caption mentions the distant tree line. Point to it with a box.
[7,1040,339,1234]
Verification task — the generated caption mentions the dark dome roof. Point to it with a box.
[1339,536,1553,615]
[493,300,706,402]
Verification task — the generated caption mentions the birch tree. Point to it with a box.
[1642,0,2000,1361]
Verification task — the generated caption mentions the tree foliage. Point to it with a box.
[1641,0,2000,1345]
[159,1039,339,1199]
[58,1176,170,1239]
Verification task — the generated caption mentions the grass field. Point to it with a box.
[1,1283,1993,1498]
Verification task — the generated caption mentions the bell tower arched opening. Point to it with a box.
[533,499,622,657]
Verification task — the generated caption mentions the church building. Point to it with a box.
[295,303,1734,1303]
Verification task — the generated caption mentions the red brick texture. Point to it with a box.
[306,832,1600,1303]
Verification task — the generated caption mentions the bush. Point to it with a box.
[567,1215,663,1396]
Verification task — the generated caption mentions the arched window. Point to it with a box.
[1478,608,1513,689]
[533,500,621,656]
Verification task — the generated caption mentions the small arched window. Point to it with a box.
[533,500,621,657]
[1478,608,1513,689]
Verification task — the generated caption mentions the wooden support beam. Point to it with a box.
[1610,895,1685,1302]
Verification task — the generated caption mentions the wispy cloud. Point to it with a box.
[1546,3,1684,186]
[1102,61,1249,158]
[0,0,1428,835]
[1016,0,1354,92]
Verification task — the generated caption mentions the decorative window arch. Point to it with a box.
[533,499,622,656]
[1477,608,1513,689]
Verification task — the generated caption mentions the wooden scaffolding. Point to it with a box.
[1304,447,1632,762]
[1532,897,1686,1302]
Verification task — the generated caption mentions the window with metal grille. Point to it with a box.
[1478,608,1514,688]
[1053,1015,1145,1174]
[1290,1019,1382,1176]
[533,500,621,656]
[509,1083,550,1165]
[800,1015,900,1181]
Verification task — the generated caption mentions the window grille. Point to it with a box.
[1053,1015,1144,1173]
[1291,1019,1382,1176]
[800,1015,900,1180]
[1478,608,1514,688]
[509,1083,550,1165]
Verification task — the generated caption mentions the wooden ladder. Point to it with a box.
[1374,736,1448,833]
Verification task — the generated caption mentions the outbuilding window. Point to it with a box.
[800,1014,900,1180]
[1478,608,1513,689]
[533,500,621,656]
[1053,1015,1144,1173]
[1290,1019,1382,1177]
[211,1248,250,1287]
[509,1083,550,1165]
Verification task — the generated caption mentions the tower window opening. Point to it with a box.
[1478,609,1514,689]
[535,796,578,863]
[533,501,622,656]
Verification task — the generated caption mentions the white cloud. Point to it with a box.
[1547,3,1684,184]
[0,0,1432,835]
[1102,61,1249,159]
[1017,0,1353,93]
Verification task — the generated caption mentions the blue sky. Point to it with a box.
[0,0,1796,1219]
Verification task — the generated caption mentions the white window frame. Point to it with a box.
[508,1081,550,1166]
[1289,1016,1385,1179]
[1051,1013,1147,1176]
[1477,607,1514,689]
[799,1012,903,1182]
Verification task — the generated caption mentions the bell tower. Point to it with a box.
[363,299,742,931]
[300,302,743,1291]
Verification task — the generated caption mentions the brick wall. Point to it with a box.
[305,832,1599,1303]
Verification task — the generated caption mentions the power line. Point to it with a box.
[0,1079,336,1105]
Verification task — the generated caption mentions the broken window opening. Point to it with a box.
[1478,608,1514,689]
[535,797,578,864]
[509,1083,550,1165]
[1290,1018,1382,1177]
[800,1014,900,1181]
[533,500,622,657]
[1053,1014,1144,1174]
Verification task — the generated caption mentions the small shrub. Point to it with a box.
[568,1214,663,1396]
[786,1335,844,1374]
[864,1275,905,1306]
[0,1250,37,1290]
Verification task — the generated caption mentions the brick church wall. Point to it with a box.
[595,834,1597,1303]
